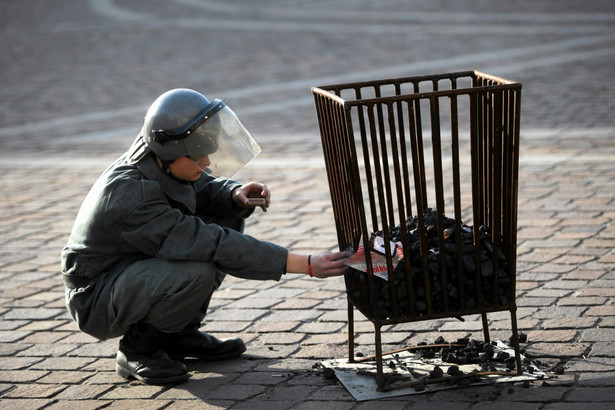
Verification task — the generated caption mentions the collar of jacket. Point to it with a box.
[135,154,197,214]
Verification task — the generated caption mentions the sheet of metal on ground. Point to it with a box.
[320,341,548,401]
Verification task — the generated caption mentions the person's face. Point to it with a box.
[168,155,211,181]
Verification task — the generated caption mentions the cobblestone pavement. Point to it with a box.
[1,0,615,408]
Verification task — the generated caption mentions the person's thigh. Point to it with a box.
[107,259,219,337]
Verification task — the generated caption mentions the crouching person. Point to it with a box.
[61,89,349,384]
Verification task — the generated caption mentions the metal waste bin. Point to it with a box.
[312,71,522,390]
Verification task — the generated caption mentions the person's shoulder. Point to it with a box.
[104,159,164,201]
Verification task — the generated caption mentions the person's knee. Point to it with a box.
[109,260,219,336]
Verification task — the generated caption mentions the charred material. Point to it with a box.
[349,209,511,320]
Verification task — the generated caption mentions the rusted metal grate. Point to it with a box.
[312,71,522,391]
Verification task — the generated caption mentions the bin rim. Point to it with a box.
[312,70,521,107]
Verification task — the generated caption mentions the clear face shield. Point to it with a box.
[153,100,261,178]
[186,103,261,178]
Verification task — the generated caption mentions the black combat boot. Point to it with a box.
[116,321,189,384]
[162,324,246,361]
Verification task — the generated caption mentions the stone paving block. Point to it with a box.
[517,297,559,307]
[589,342,615,357]
[224,297,283,309]
[429,384,500,403]
[300,333,347,346]
[45,400,110,410]
[30,357,96,371]
[244,344,298,359]
[527,329,577,343]
[580,328,615,343]
[247,320,301,333]
[201,320,253,333]
[260,309,324,323]
[565,387,615,402]
[293,344,347,359]
[291,401,355,410]
[578,371,615,386]
[36,370,94,385]
[2,383,67,398]
[53,384,114,400]
[558,296,608,306]
[206,308,270,322]
[585,305,615,317]
[233,372,292,386]
[18,319,68,331]
[82,358,118,372]
[0,399,53,410]
[524,342,590,358]
[100,399,173,409]
[66,341,117,358]
[0,330,31,342]
[273,298,321,310]
[543,404,615,410]
[533,306,587,320]
[2,308,65,321]
[0,370,48,383]
[17,343,78,357]
[564,269,607,280]
[540,317,598,329]
[165,399,235,409]
[495,386,569,402]
[565,357,615,372]
[473,402,541,410]
[295,322,345,334]
[259,332,305,345]
[260,384,321,402]
[235,400,299,410]
[83,372,125,385]
[99,385,166,400]
[0,357,44,370]
[205,383,267,401]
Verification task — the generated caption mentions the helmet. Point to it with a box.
[128,88,261,178]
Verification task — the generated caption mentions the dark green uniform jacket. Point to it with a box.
[61,153,287,286]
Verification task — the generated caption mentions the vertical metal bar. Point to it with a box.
[492,90,503,306]
[376,98,396,229]
[412,82,428,206]
[470,90,484,310]
[450,89,465,312]
[395,85,414,218]
[400,100,417,317]
[408,97,432,315]
[355,88,379,233]
[430,96,449,313]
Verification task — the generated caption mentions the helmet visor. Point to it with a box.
[185,105,261,177]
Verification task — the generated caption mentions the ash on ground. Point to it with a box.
[319,336,549,397]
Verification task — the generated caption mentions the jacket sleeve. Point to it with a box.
[120,179,287,281]
[193,174,254,219]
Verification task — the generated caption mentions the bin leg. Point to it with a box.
[348,299,355,363]
[374,324,384,391]
[510,309,523,375]
[481,312,491,343]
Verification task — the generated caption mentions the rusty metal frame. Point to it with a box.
[312,71,522,391]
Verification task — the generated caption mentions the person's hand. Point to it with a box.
[309,251,351,278]
[232,182,270,212]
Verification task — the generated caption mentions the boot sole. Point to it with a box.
[116,363,190,385]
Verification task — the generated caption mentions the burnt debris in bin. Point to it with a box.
[353,208,510,320]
